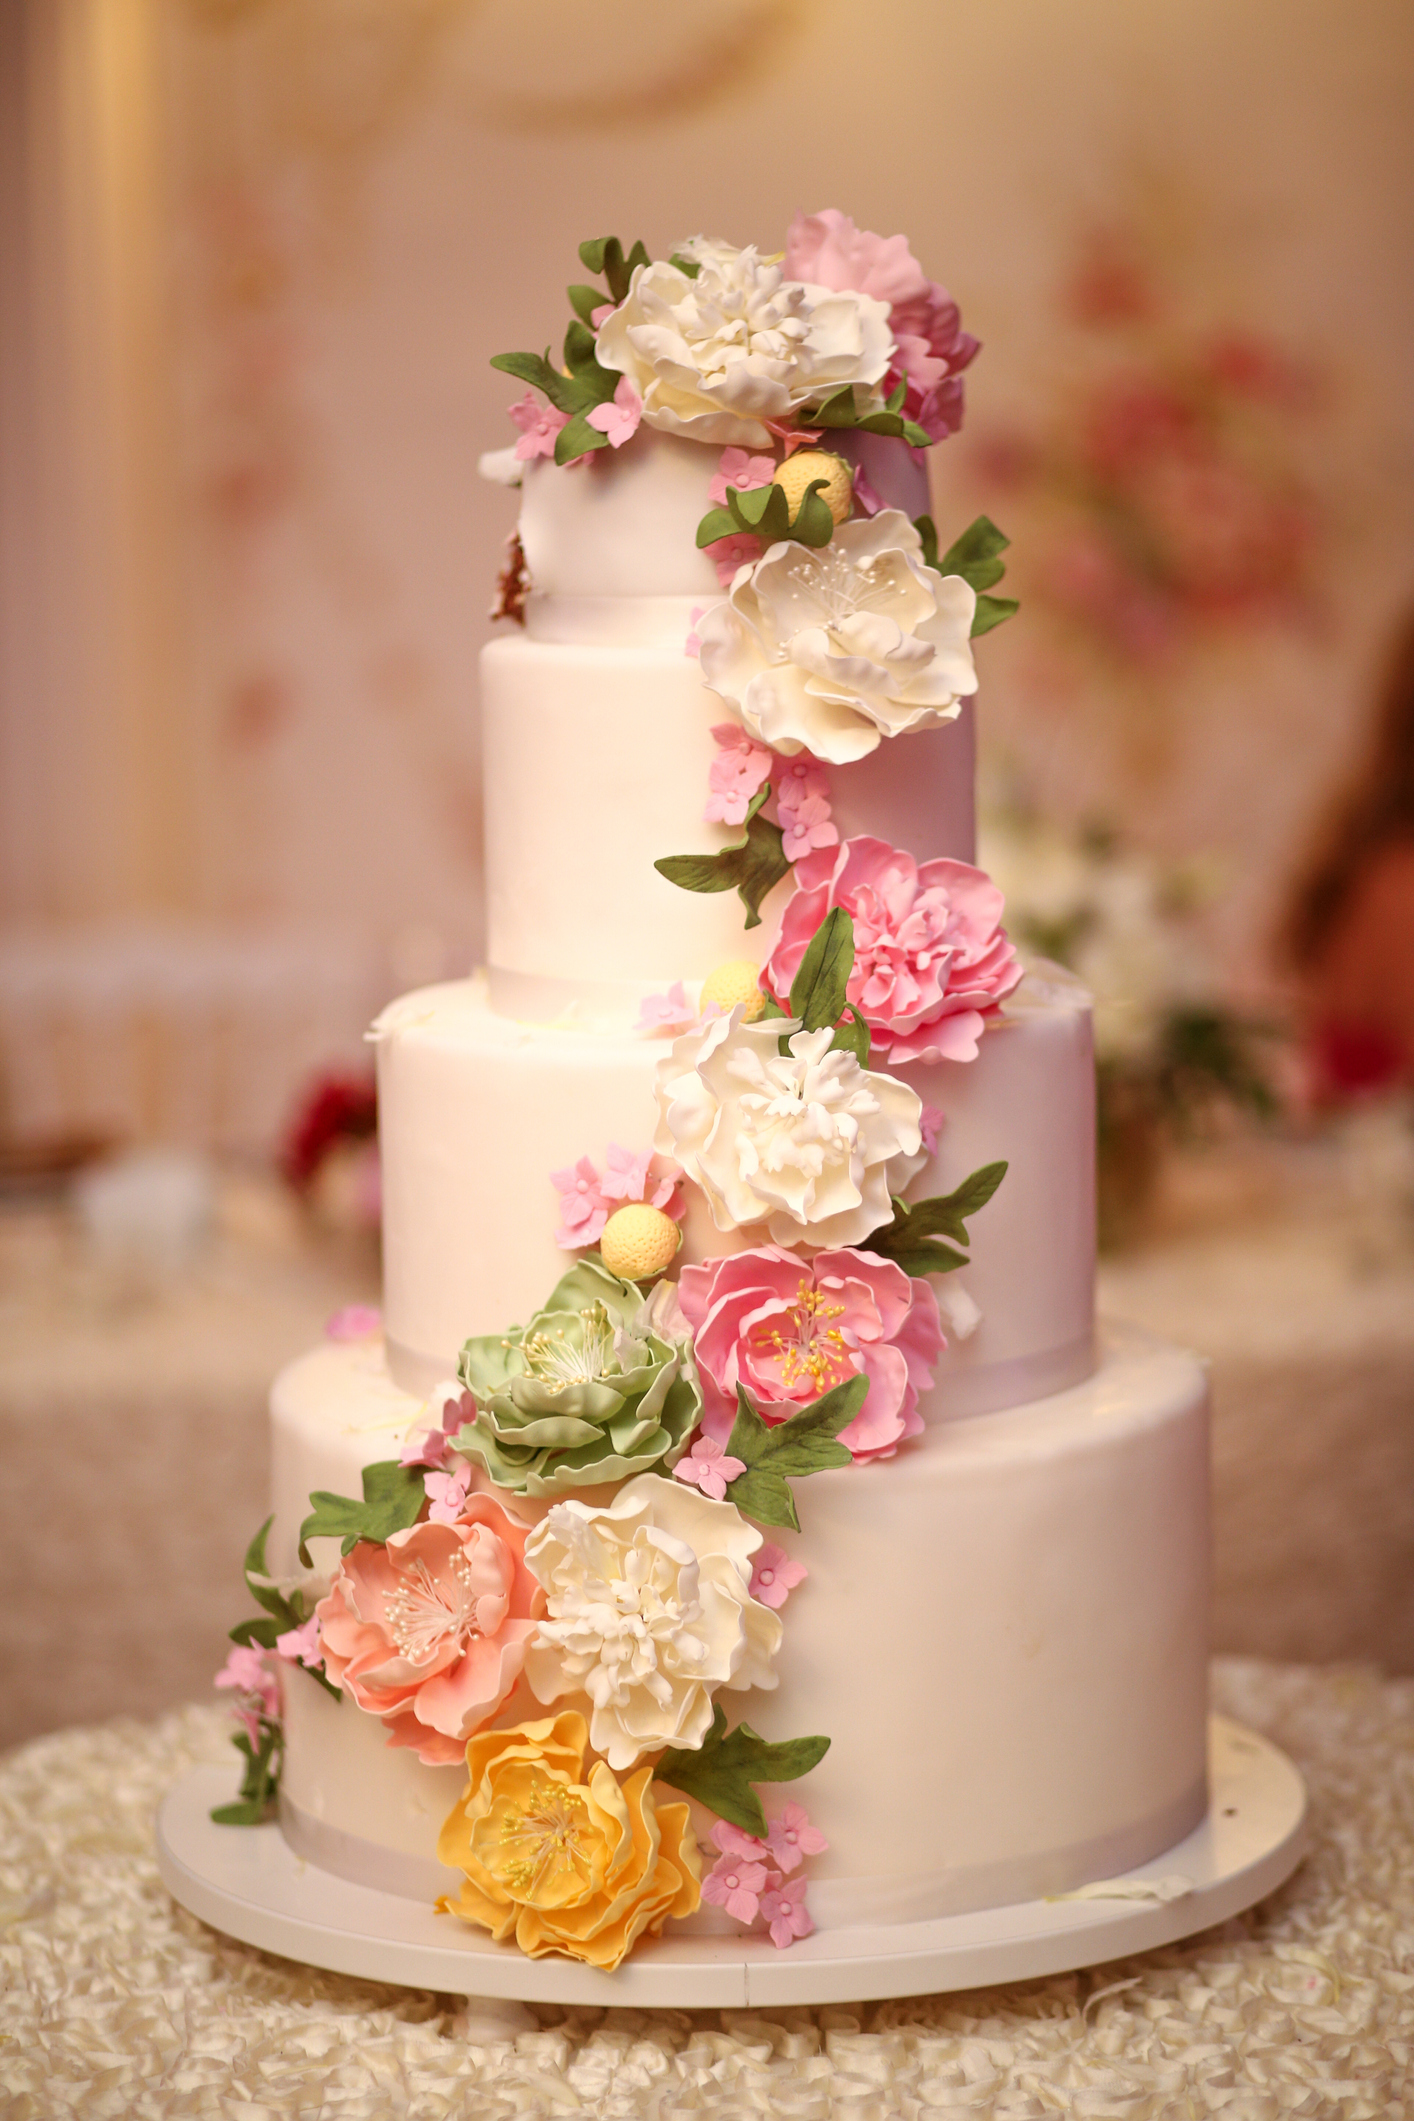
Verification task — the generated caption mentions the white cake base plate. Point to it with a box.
[156,1716,1307,2009]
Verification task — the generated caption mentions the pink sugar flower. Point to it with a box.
[550,1154,615,1248]
[775,757,838,862]
[424,1456,473,1526]
[784,210,979,443]
[766,837,1023,1066]
[708,447,777,510]
[760,1872,814,1948]
[673,1432,746,1502]
[851,463,886,517]
[919,1103,945,1158]
[711,1819,771,1863]
[705,723,774,826]
[586,376,642,449]
[274,1614,323,1669]
[704,528,764,589]
[589,301,615,330]
[315,1496,544,1765]
[214,1644,279,1746]
[325,1304,381,1342]
[599,1142,685,1217]
[749,1542,808,1610]
[765,1801,828,1875]
[508,390,569,461]
[678,1245,944,1464]
[399,1386,470,1471]
[702,1850,772,1925]
[637,982,698,1035]
[685,606,708,659]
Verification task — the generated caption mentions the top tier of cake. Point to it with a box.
[481,431,976,1015]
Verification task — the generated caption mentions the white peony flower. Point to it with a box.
[697,510,979,763]
[653,1006,924,1247]
[522,1472,780,1770]
[594,245,893,449]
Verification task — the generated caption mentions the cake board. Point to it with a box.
[156,1714,1307,2009]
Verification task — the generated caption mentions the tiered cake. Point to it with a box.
[223,216,1210,1973]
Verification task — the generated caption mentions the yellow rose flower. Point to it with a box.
[436,1711,701,1970]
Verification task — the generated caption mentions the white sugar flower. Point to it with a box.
[594,245,893,449]
[697,510,978,763]
[523,1472,780,1770]
[653,1006,924,1247]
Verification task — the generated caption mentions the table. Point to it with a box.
[1,1660,1409,2117]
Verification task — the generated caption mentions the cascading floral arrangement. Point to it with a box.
[215,213,1028,1971]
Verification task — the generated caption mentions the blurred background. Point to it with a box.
[2,0,1412,1746]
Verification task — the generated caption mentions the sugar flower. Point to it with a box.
[705,723,773,827]
[454,1257,704,1494]
[696,511,978,763]
[702,1848,771,1925]
[584,375,642,449]
[709,447,777,509]
[423,1458,473,1525]
[673,1432,746,1501]
[325,1304,381,1342]
[760,1871,814,1948]
[764,1799,828,1874]
[766,837,1023,1065]
[399,1388,466,1471]
[678,1243,943,1462]
[509,390,569,461]
[784,209,979,443]
[594,245,893,449]
[551,1145,684,1249]
[774,755,838,862]
[653,1005,923,1248]
[920,1102,945,1157]
[522,1471,781,1770]
[214,1644,279,1748]
[437,1711,700,1970]
[748,1541,808,1609]
[315,1496,544,1766]
[636,982,698,1036]
[702,1811,825,1947]
[273,1614,323,1670]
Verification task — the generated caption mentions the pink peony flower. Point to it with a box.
[315,1497,544,1765]
[585,376,642,449]
[783,209,979,443]
[325,1304,381,1342]
[423,1456,473,1525]
[673,1432,746,1502]
[551,1146,685,1249]
[702,1849,772,1925]
[274,1614,323,1669]
[705,723,774,826]
[766,837,1023,1065]
[749,1542,808,1609]
[637,981,698,1035]
[214,1644,279,1746]
[774,756,838,862]
[678,1245,944,1463]
[509,390,569,461]
[759,1871,814,1948]
[765,1800,828,1874]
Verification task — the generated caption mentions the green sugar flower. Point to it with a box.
[452,1258,703,1496]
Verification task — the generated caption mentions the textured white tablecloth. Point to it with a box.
[2,1659,1410,2118]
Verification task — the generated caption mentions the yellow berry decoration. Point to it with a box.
[771,449,854,527]
[699,960,767,1019]
[600,1203,682,1281]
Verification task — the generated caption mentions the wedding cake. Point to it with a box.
[216,215,1209,1973]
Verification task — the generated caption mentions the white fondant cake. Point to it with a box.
[227,216,1210,1976]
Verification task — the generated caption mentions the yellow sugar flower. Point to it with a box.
[436,1711,701,1970]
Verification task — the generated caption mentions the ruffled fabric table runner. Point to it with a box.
[2,1659,1411,2118]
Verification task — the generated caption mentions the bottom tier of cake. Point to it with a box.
[269,1321,1209,1930]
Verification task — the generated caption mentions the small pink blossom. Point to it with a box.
[766,837,1023,1066]
[711,1819,771,1863]
[851,464,886,516]
[589,302,615,330]
[274,1614,322,1669]
[704,529,763,588]
[685,605,708,658]
[765,1801,828,1875]
[399,1387,470,1470]
[214,1644,279,1746]
[702,1850,772,1925]
[550,1154,614,1248]
[673,1432,746,1502]
[708,447,777,509]
[749,1542,808,1609]
[585,376,642,449]
[551,1146,685,1249]
[760,1872,814,1948]
[325,1304,381,1342]
[705,723,774,826]
[919,1102,945,1158]
[767,422,823,453]
[775,757,837,861]
[508,390,569,461]
[424,1456,473,1525]
[637,981,697,1034]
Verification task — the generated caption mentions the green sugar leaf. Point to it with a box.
[858,1162,1009,1278]
[654,785,790,931]
[554,411,612,465]
[562,318,602,376]
[695,505,739,549]
[971,593,1019,637]
[728,482,791,540]
[937,515,1011,592]
[655,1703,831,1838]
[790,480,837,547]
[788,906,855,1032]
[489,347,584,415]
[210,1721,283,1828]
[298,1459,425,1568]
[913,514,941,571]
[829,1004,871,1066]
[724,1374,865,1532]
[567,283,604,326]
[809,384,864,430]
[669,252,701,279]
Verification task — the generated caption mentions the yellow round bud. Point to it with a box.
[771,449,854,526]
[599,1203,682,1282]
[700,960,767,1019]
